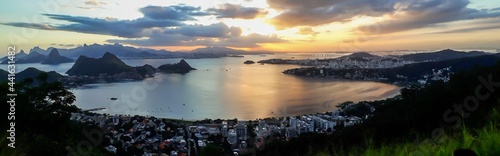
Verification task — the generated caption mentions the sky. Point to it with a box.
[1,0,500,53]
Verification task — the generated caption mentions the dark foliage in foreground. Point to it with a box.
[0,73,108,155]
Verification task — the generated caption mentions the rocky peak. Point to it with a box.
[48,48,61,57]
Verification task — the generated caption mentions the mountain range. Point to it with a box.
[19,44,259,59]
[0,44,274,64]
[339,49,489,62]
[1,48,73,64]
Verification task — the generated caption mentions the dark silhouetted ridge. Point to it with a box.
[66,52,133,76]
[400,49,487,62]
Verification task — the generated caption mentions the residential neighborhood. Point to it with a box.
[70,105,367,156]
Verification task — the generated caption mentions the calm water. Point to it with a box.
[3,54,401,120]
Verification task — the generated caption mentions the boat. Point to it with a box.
[244,60,255,64]
[110,97,118,100]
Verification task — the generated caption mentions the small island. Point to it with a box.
[43,52,197,86]
[157,59,196,74]
[66,52,155,79]
[244,60,255,64]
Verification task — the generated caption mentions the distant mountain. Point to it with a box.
[338,52,381,61]
[399,49,488,62]
[63,43,149,58]
[18,51,48,63]
[17,50,28,58]
[389,53,500,80]
[349,52,380,58]
[25,43,174,58]
[1,51,48,64]
[158,59,196,74]
[75,43,177,58]
[41,48,73,64]
[192,46,248,54]
[13,44,273,60]
[23,51,43,59]
[29,46,46,55]
[66,52,134,76]
[0,50,28,62]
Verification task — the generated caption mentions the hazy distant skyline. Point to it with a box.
[1,0,500,52]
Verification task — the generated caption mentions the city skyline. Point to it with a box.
[1,0,500,53]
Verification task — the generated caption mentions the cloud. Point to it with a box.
[163,22,242,38]
[139,5,209,21]
[108,32,285,48]
[2,12,183,38]
[214,33,285,47]
[431,24,500,34]
[2,4,285,48]
[207,3,267,19]
[84,1,107,6]
[267,0,394,29]
[359,0,500,34]
[50,43,79,47]
[1,23,55,30]
[107,33,198,46]
[297,27,319,36]
[79,0,107,9]
[77,6,93,10]
[267,0,500,34]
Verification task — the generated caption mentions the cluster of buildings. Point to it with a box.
[259,57,414,70]
[252,110,363,141]
[64,72,151,87]
[323,59,413,69]
[417,67,453,85]
[70,106,367,155]
[71,113,192,156]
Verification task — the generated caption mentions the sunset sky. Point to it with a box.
[1,0,500,52]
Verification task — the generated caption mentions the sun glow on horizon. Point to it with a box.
[223,18,277,36]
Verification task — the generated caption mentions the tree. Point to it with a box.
[336,101,354,109]
[0,73,105,155]
[26,73,78,118]
[201,144,225,156]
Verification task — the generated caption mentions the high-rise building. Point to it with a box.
[289,117,298,128]
[228,129,237,144]
[222,125,228,137]
[235,123,248,140]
